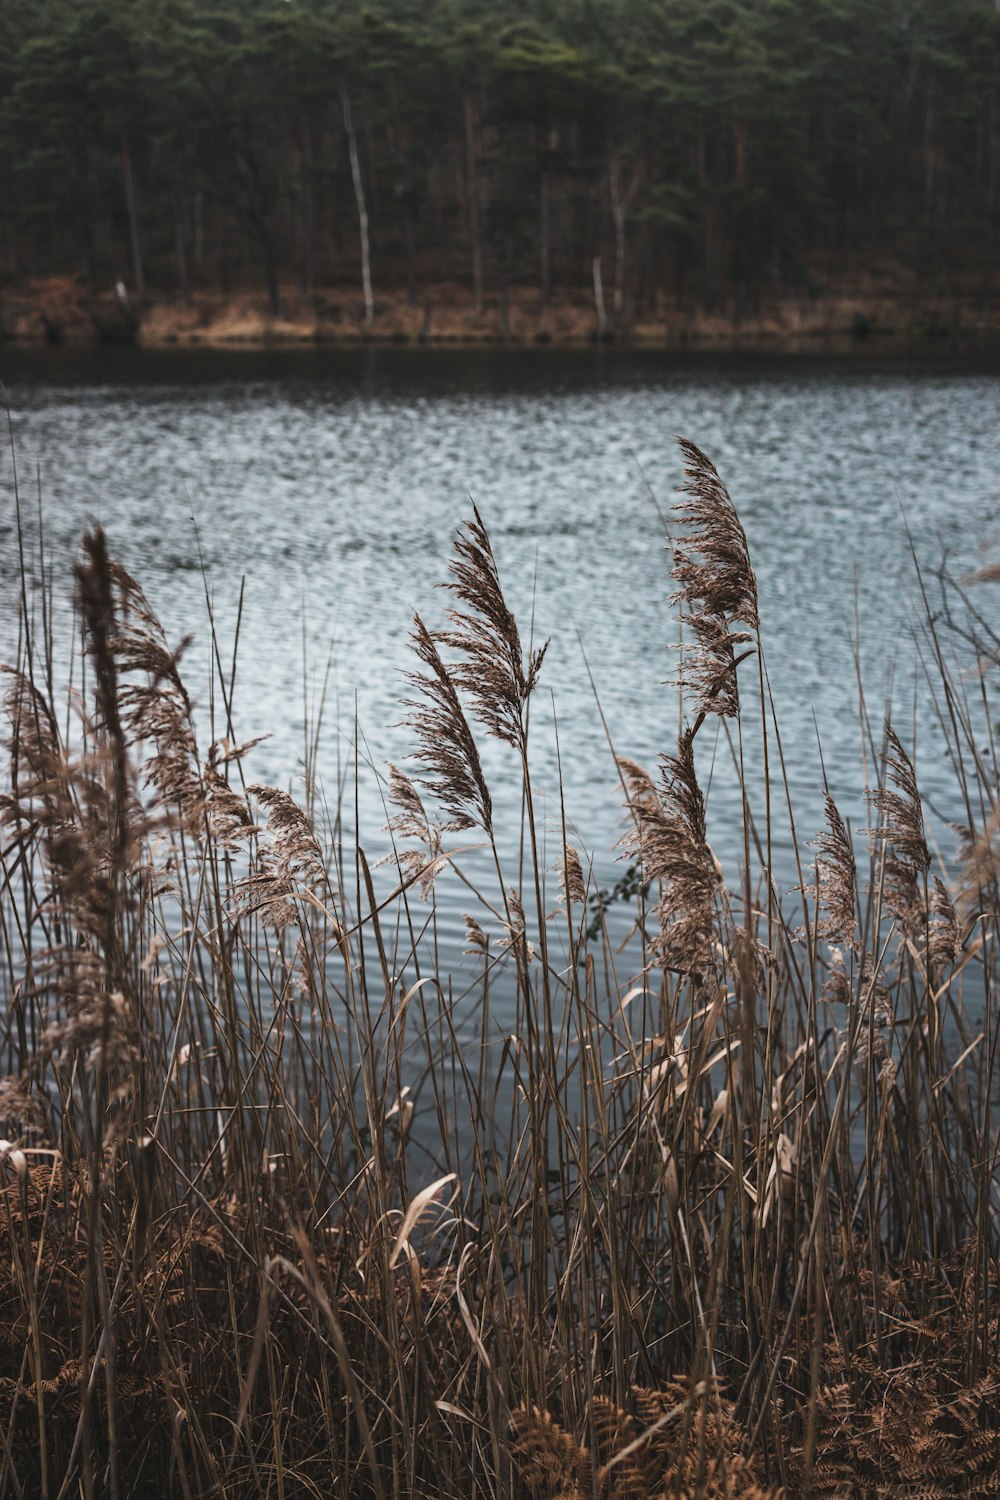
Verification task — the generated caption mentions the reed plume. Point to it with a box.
[676,610,755,722]
[233,785,328,930]
[381,763,444,897]
[808,790,857,945]
[0,447,995,1500]
[869,721,930,926]
[463,912,489,954]
[928,874,961,973]
[854,949,895,1075]
[202,764,254,848]
[404,612,492,834]
[618,730,721,975]
[1,670,124,944]
[496,888,534,964]
[106,560,205,829]
[74,527,127,797]
[672,439,759,631]
[558,843,586,907]
[41,952,139,1079]
[955,802,1000,912]
[670,439,759,732]
[438,503,547,751]
[0,1074,46,1137]
[616,755,661,814]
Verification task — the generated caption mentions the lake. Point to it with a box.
[2,344,999,998]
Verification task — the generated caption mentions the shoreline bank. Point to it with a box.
[3,275,999,352]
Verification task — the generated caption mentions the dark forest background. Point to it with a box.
[2,0,1000,322]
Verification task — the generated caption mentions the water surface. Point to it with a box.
[2,345,998,986]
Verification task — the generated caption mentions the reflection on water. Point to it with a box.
[2,345,999,1002]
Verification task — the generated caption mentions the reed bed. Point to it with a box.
[0,437,997,1499]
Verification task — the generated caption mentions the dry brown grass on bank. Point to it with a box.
[0,435,998,1498]
[2,272,998,348]
[2,1165,996,1496]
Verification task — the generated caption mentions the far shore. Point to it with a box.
[3,274,999,353]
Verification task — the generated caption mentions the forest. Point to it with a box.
[2,0,1000,327]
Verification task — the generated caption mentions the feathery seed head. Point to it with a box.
[673,438,759,633]
[559,843,587,906]
[382,763,445,897]
[618,731,720,976]
[439,503,547,751]
[807,790,857,945]
[232,785,329,930]
[869,722,930,927]
[404,613,493,834]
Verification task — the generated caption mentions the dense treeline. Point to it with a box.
[2,0,999,321]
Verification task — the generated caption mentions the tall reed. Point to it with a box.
[0,438,997,1499]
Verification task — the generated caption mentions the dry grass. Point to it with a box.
[5,272,1000,348]
[0,436,998,1498]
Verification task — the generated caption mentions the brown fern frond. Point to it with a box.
[809,1341,1000,1496]
[510,1405,588,1499]
[592,1380,777,1499]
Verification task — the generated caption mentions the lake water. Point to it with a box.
[2,345,999,989]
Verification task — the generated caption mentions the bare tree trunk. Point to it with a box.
[982,90,998,320]
[342,88,374,328]
[540,172,551,306]
[121,132,145,300]
[733,117,747,184]
[404,204,417,307]
[173,193,190,303]
[293,132,315,297]
[608,154,642,318]
[258,228,282,318]
[464,90,483,316]
[81,213,94,293]
[497,232,509,337]
[237,143,282,316]
[592,255,607,337]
